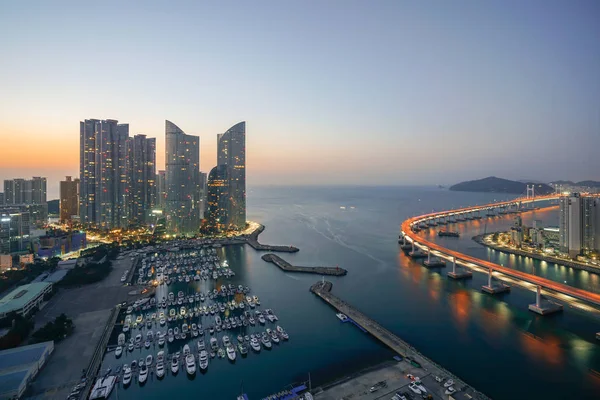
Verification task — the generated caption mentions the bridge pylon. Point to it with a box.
[482,268,510,294]
[528,285,563,315]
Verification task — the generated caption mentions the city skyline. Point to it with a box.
[1,1,599,197]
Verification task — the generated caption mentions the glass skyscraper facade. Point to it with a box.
[215,121,246,230]
[205,165,229,232]
[165,120,200,235]
[128,134,156,225]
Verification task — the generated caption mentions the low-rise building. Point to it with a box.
[34,230,86,258]
[0,341,54,399]
[0,282,52,319]
[0,255,11,272]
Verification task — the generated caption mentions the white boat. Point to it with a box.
[158,336,165,346]
[183,344,191,356]
[115,346,122,357]
[171,355,179,374]
[89,375,116,399]
[445,387,456,395]
[261,333,272,349]
[250,336,261,352]
[408,383,421,395]
[118,333,126,346]
[138,364,148,384]
[444,379,454,388]
[145,354,153,366]
[122,366,132,386]
[185,354,196,375]
[199,350,208,370]
[336,313,349,322]
[144,340,150,348]
[226,344,236,361]
[159,317,166,326]
[156,361,165,378]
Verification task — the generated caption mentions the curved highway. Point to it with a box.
[400,194,600,308]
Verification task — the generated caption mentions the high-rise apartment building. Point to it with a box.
[205,165,229,232]
[79,119,130,229]
[60,176,80,222]
[156,170,166,211]
[128,134,156,225]
[165,120,200,235]
[559,194,600,257]
[3,177,46,205]
[216,121,246,230]
[0,193,4,205]
[0,208,31,254]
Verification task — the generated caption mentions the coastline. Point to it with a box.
[473,233,600,274]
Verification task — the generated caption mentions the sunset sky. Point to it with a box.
[1,0,599,198]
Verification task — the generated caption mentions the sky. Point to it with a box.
[0,0,599,198]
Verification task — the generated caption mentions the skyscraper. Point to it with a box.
[128,134,156,225]
[3,177,46,205]
[216,121,246,230]
[79,119,130,229]
[205,165,229,232]
[559,194,600,257]
[30,177,47,205]
[165,120,200,235]
[60,176,80,222]
[156,170,166,211]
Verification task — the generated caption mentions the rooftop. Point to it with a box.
[0,282,51,314]
[0,341,53,396]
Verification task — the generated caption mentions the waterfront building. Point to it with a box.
[165,120,200,235]
[205,165,229,232]
[156,170,166,211]
[0,209,31,254]
[0,341,54,400]
[215,121,246,230]
[559,194,600,257]
[79,119,130,229]
[128,134,156,225]
[0,282,52,318]
[59,176,79,223]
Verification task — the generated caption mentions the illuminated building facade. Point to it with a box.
[60,176,79,222]
[216,121,246,230]
[79,119,130,229]
[3,177,46,205]
[559,193,600,257]
[128,134,156,225]
[165,120,200,235]
[156,170,166,211]
[205,165,229,232]
[0,209,31,254]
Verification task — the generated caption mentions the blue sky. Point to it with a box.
[0,0,599,197]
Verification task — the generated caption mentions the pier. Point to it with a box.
[246,224,299,253]
[261,254,347,276]
[310,280,489,400]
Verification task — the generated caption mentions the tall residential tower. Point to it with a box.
[165,120,200,235]
[128,134,156,225]
[216,121,246,230]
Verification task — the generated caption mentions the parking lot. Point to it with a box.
[26,255,137,399]
[315,361,451,400]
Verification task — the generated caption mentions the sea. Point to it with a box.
[106,186,600,400]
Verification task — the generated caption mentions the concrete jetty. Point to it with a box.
[246,224,299,253]
[262,254,347,276]
[310,280,489,400]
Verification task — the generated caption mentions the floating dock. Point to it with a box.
[262,254,347,276]
[246,225,299,253]
[310,280,489,400]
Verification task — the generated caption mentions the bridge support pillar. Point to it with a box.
[528,285,563,315]
[482,268,510,294]
[447,256,471,279]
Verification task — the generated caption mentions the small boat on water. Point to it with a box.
[115,346,122,357]
[122,365,132,386]
[145,354,153,366]
[185,354,196,375]
[336,313,349,322]
[138,363,148,384]
[171,355,179,374]
[118,333,125,346]
[89,375,117,399]
[199,350,208,370]
[156,361,165,378]
[250,335,261,352]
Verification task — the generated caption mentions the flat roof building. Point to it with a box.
[0,282,52,319]
[0,341,54,399]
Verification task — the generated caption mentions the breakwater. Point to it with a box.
[247,224,299,253]
[261,254,347,276]
[310,280,489,400]
[474,234,600,274]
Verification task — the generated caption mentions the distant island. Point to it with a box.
[449,176,554,195]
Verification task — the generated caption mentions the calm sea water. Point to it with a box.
[108,186,600,400]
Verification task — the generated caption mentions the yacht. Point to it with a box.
[118,333,126,346]
[253,296,260,306]
[138,363,149,384]
[261,333,272,349]
[147,330,153,341]
[444,379,454,388]
[182,323,189,334]
[336,313,349,322]
[250,335,261,352]
[171,355,179,374]
[277,326,290,340]
[210,337,218,351]
[408,383,422,395]
[185,354,196,375]
[258,313,266,325]
[122,365,132,386]
[174,326,179,336]
[144,340,150,349]
[159,317,166,326]
[183,344,191,356]
[156,361,165,378]
[226,344,236,361]
[89,375,117,399]
[158,334,165,347]
[199,350,209,370]
[115,346,123,357]
[238,342,248,355]
[270,331,280,344]
[128,342,134,352]
[145,354,153,366]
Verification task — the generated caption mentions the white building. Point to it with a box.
[0,282,52,319]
